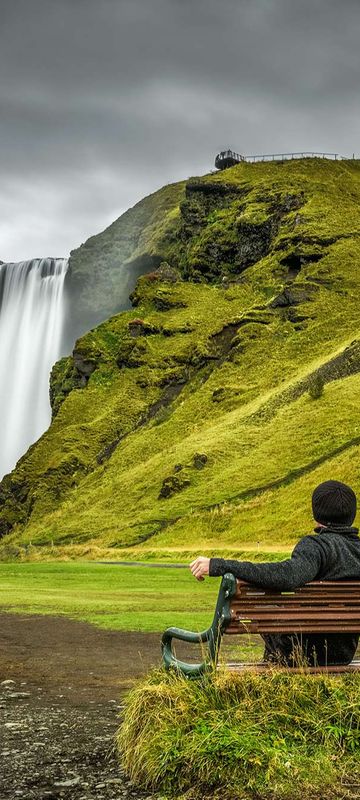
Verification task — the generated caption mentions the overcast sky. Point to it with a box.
[1,0,360,262]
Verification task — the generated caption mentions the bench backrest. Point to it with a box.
[225,579,360,634]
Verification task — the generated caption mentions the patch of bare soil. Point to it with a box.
[0,614,161,800]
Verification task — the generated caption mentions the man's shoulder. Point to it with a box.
[294,533,322,548]
[292,533,325,556]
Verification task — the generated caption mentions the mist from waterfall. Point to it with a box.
[0,258,68,479]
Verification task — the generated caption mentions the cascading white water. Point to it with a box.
[0,258,68,479]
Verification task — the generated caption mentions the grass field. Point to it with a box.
[0,562,225,632]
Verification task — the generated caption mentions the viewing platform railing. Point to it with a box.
[215,149,349,169]
[245,151,346,162]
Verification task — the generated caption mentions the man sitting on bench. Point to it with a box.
[190,480,360,667]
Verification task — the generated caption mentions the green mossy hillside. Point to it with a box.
[2,158,360,555]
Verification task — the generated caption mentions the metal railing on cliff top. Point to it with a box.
[215,149,349,169]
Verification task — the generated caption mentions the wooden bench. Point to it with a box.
[161,573,360,676]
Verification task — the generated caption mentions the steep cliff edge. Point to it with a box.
[64,181,185,340]
[2,158,360,556]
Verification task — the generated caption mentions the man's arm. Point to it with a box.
[190,536,323,591]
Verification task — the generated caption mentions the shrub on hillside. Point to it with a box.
[117,668,360,799]
[308,373,325,400]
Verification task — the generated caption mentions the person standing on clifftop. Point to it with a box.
[190,480,360,666]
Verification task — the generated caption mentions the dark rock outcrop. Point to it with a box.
[193,453,208,469]
[270,285,318,308]
[158,474,191,499]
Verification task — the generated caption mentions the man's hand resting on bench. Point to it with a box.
[190,556,210,581]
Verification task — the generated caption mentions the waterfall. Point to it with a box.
[0,258,68,479]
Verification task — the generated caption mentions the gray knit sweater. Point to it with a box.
[209,525,360,588]
[209,525,360,665]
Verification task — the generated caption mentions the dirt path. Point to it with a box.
[0,614,162,800]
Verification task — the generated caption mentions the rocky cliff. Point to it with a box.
[64,181,185,341]
[2,158,360,556]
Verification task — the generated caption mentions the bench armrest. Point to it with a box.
[161,573,237,677]
[161,625,216,676]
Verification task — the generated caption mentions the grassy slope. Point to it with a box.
[2,158,360,558]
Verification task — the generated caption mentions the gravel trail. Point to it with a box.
[0,614,160,800]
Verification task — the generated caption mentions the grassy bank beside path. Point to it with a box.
[119,669,360,799]
[0,562,224,632]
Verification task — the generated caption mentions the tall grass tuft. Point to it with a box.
[117,668,360,799]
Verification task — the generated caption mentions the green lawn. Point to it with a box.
[0,562,221,632]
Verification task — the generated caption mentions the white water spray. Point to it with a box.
[0,258,68,479]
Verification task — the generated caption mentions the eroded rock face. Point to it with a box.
[234,217,275,270]
[73,350,98,385]
[179,181,248,242]
[151,262,180,283]
[50,348,98,418]
[128,318,160,337]
[270,285,318,308]
[178,180,306,282]
[280,252,323,275]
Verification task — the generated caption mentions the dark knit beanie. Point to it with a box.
[312,480,357,526]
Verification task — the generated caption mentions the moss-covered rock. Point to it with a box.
[50,357,80,418]
[158,473,191,499]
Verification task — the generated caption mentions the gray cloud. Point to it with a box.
[1,0,360,261]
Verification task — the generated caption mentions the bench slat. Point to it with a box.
[230,608,360,618]
[225,660,360,674]
[236,589,360,600]
[237,581,360,588]
[226,623,360,633]
[234,584,360,601]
